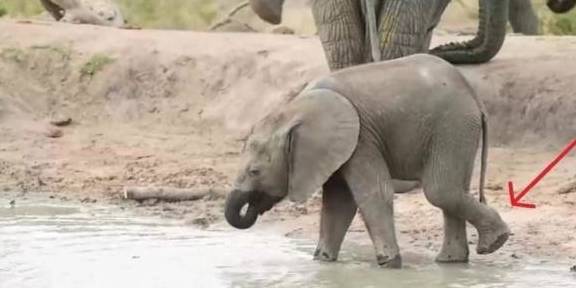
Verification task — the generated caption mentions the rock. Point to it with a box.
[191,217,210,228]
[49,114,72,126]
[141,198,160,206]
[44,127,63,138]
[571,265,576,272]
[284,228,303,237]
[80,197,97,203]
[271,26,295,35]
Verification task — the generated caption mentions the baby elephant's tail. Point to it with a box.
[479,112,488,204]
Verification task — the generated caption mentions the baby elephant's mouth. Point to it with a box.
[249,191,283,215]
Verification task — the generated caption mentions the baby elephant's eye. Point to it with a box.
[248,169,260,177]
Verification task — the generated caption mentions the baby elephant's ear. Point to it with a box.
[285,89,360,203]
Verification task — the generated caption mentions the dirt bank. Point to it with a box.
[0,20,575,264]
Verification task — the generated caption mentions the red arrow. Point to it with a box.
[508,138,576,208]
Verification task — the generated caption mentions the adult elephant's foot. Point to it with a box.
[476,220,510,254]
[435,247,469,263]
[313,248,337,262]
[377,254,402,268]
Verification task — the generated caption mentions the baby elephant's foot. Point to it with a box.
[477,221,510,254]
[313,248,337,262]
[436,246,469,263]
[377,254,402,268]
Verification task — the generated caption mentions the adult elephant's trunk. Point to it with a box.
[224,189,259,229]
[547,0,576,13]
[249,0,285,25]
[430,0,509,64]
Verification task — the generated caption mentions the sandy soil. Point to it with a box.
[0,20,575,266]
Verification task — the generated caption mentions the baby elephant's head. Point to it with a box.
[224,89,360,229]
[224,113,296,229]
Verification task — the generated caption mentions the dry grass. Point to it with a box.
[0,0,220,30]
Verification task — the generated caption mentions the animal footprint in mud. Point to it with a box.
[49,114,72,127]
[557,180,576,195]
[485,183,504,191]
[44,127,63,138]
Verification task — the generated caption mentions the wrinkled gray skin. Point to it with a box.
[225,54,510,267]
[250,0,509,67]
[40,0,125,27]
[509,0,539,35]
[250,0,576,66]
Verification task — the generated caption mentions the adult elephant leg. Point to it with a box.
[314,173,357,262]
[377,0,447,61]
[431,0,509,64]
[423,117,510,257]
[509,0,539,35]
[436,212,469,262]
[311,0,366,70]
[341,139,401,268]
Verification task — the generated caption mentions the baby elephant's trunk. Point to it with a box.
[224,189,259,229]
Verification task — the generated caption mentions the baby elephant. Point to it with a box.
[224,54,510,267]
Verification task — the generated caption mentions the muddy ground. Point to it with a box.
[0,20,575,266]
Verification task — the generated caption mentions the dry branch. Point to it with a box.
[123,186,221,202]
[225,1,251,18]
[209,1,254,31]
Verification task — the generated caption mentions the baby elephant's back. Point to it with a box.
[311,54,483,176]
[315,54,483,121]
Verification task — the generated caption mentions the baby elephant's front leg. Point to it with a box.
[342,142,401,268]
[314,174,357,262]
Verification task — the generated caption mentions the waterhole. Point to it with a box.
[0,194,574,288]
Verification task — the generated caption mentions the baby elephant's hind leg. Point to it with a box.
[423,120,509,260]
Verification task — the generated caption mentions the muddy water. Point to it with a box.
[1,195,574,288]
